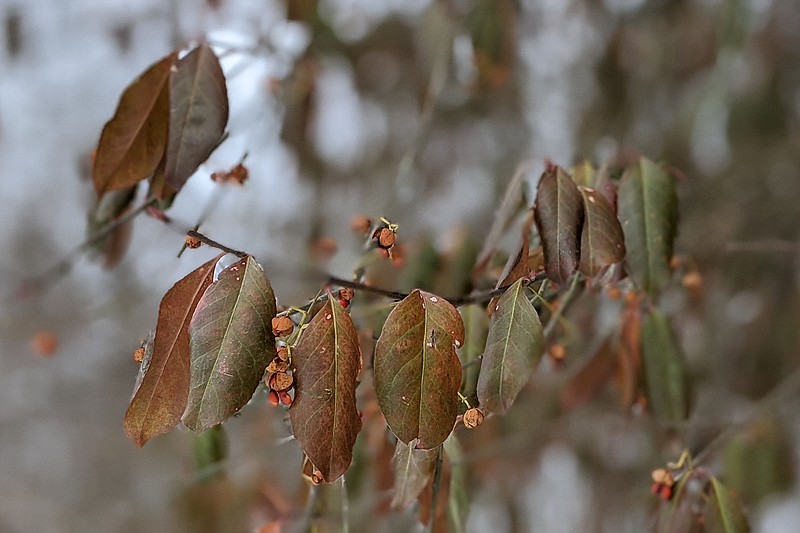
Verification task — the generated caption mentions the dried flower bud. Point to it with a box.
[548,343,566,362]
[266,358,289,374]
[268,390,280,406]
[350,215,372,235]
[276,345,290,362]
[651,468,674,486]
[133,347,145,363]
[682,271,703,297]
[272,316,294,337]
[374,227,396,249]
[268,371,294,392]
[279,390,293,406]
[463,407,485,429]
[184,235,202,249]
[338,288,354,302]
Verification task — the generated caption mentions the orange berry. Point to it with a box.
[268,390,280,406]
[271,316,294,337]
[31,330,58,356]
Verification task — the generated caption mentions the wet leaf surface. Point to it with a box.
[183,256,276,432]
[290,297,362,483]
[374,290,464,449]
[125,255,220,446]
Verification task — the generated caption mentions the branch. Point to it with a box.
[186,230,247,258]
[19,196,158,296]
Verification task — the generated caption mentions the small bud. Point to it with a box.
[657,484,673,501]
[268,371,294,392]
[374,227,396,249]
[548,343,566,362]
[463,407,485,429]
[272,316,294,337]
[606,286,621,300]
[651,468,674,486]
[184,235,202,249]
[229,163,248,185]
[669,256,683,270]
[133,347,145,363]
[350,215,372,235]
[276,345,290,362]
[682,271,703,297]
[268,390,280,406]
[338,288,354,302]
[311,469,324,485]
[31,330,59,356]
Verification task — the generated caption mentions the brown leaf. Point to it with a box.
[93,52,176,196]
[290,297,363,483]
[125,255,221,446]
[559,340,616,411]
[533,165,584,285]
[578,186,626,278]
[165,43,229,191]
[374,290,464,449]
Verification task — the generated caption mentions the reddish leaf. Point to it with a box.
[533,166,583,285]
[125,255,220,446]
[618,158,678,296]
[559,340,616,411]
[616,303,643,409]
[391,439,439,510]
[578,186,626,277]
[374,290,464,449]
[164,44,229,191]
[289,297,363,483]
[93,52,176,196]
[183,256,276,432]
[477,279,543,414]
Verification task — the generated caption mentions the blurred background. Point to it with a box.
[1,0,800,531]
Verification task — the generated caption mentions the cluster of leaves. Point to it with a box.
[93,41,750,531]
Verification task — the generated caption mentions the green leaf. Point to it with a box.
[391,439,439,510]
[165,43,229,191]
[93,52,175,196]
[618,157,678,296]
[192,425,227,482]
[706,477,750,533]
[578,186,626,277]
[374,290,464,449]
[183,255,276,432]
[477,279,544,414]
[444,435,469,533]
[533,165,584,285]
[289,297,363,483]
[641,308,687,421]
[125,255,220,446]
[458,305,489,398]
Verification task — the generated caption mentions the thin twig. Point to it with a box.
[186,230,247,258]
[20,196,158,294]
[543,273,582,339]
